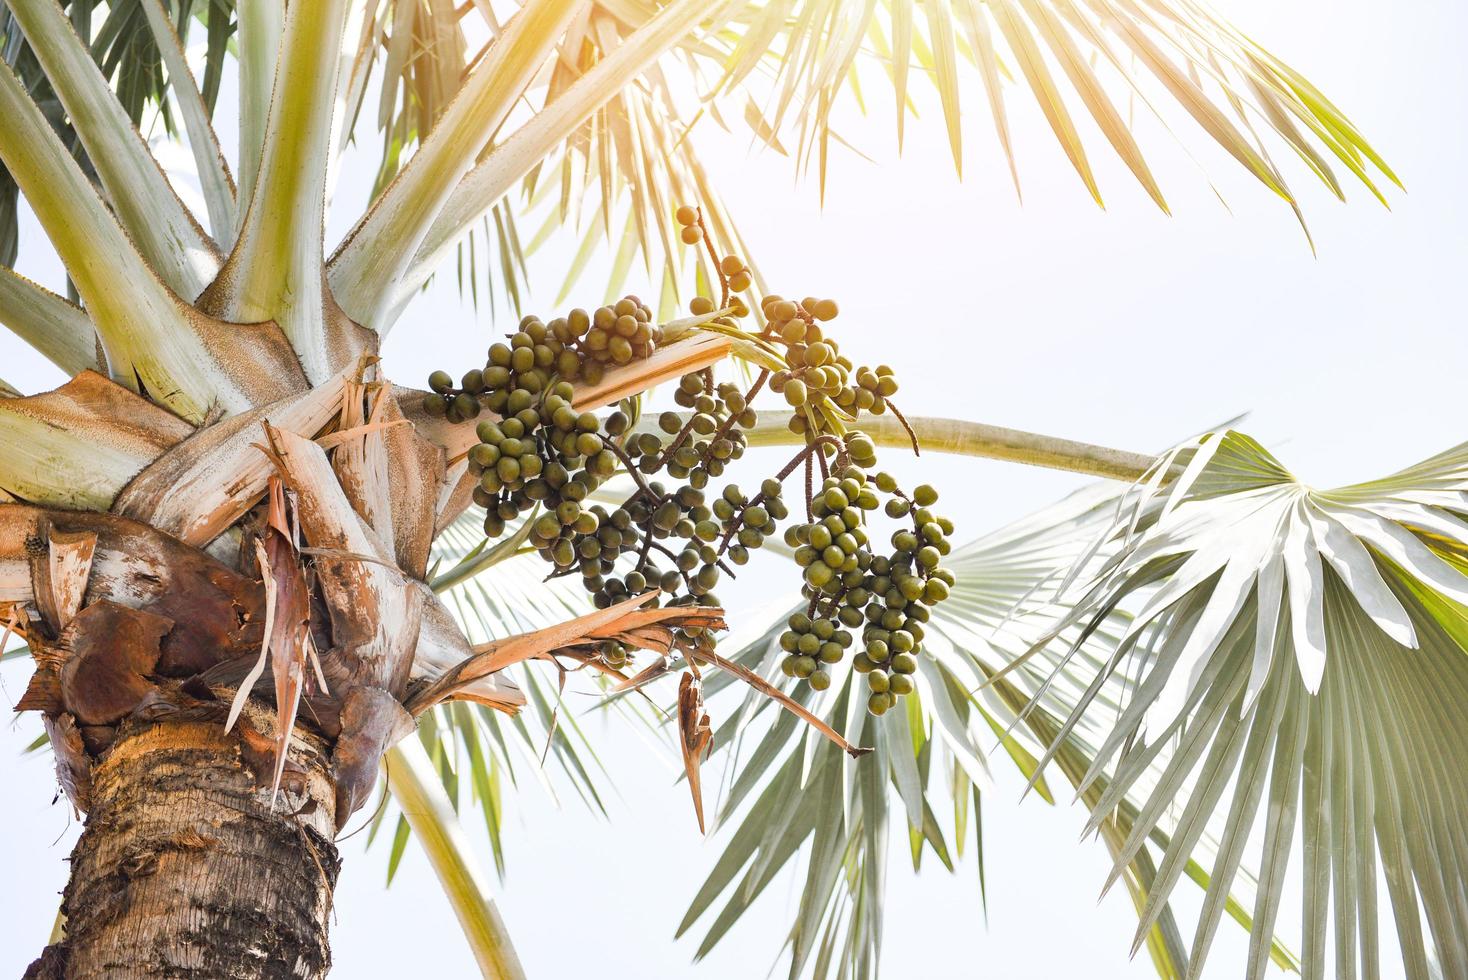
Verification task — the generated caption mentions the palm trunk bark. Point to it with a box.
[26,718,341,980]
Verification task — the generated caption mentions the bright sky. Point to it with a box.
[2,0,1465,976]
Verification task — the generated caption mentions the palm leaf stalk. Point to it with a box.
[386,739,528,980]
[718,412,1154,481]
[0,0,1415,978]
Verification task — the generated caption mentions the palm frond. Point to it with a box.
[6,0,220,297]
[329,0,585,332]
[376,0,754,329]
[384,738,529,978]
[140,0,236,243]
[0,265,98,376]
[506,21,756,323]
[699,0,1398,216]
[679,482,1301,978]
[1031,430,1468,979]
[2,1,1396,315]
[400,0,1396,322]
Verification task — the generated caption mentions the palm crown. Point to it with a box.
[0,2,1460,980]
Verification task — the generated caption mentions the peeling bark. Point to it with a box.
[58,601,170,725]
[265,425,421,696]
[43,712,92,814]
[1,504,522,713]
[0,506,267,674]
[30,718,340,980]
[30,525,97,634]
[331,377,440,579]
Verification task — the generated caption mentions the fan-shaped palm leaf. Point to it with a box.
[700,0,1398,214]
[1,0,1396,320]
[347,0,1401,317]
[678,481,1301,977]
[1027,430,1468,979]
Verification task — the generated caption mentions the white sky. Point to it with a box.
[2,0,1465,976]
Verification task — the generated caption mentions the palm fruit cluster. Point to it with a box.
[789,470,880,591]
[851,480,955,714]
[422,201,953,707]
[561,476,732,656]
[425,305,631,546]
[677,205,753,319]
[779,465,956,714]
[576,469,786,603]
[759,295,900,441]
[713,477,788,566]
[777,612,851,692]
[581,295,664,367]
[423,297,664,424]
[618,373,758,490]
[468,390,613,541]
[675,204,704,245]
[423,298,763,660]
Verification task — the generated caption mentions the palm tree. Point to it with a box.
[1,1,1455,978]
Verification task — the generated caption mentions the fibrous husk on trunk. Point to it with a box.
[30,716,341,979]
[113,367,351,547]
[1,499,384,827]
[42,712,91,815]
[331,363,441,579]
[255,422,439,826]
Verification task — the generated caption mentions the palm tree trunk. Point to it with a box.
[26,718,341,980]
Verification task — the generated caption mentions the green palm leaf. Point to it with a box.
[0,0,234,267]
[694,0,1396,211]
[367,0,1400,316]
[679,481,1302,977]
[1028,430,1468,979]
